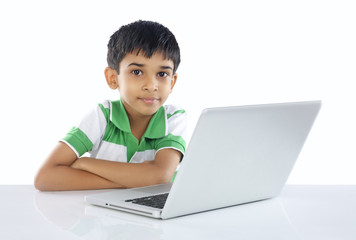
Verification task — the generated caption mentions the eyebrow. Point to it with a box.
[160,66,173,71]
[128,62,173,71]
[128,63,144,67]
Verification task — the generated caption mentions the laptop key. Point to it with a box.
[125,193,169,209]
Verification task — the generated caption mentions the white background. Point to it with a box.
[0,0,355,185]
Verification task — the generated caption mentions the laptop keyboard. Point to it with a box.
[125,193,169,209]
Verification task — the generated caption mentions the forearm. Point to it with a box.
[34,165,125,191]
[72,157,170,188]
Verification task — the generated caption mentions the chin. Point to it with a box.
[142,107,161,116]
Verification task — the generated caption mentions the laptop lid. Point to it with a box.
[161,100,321,219]
[85,100,321,219]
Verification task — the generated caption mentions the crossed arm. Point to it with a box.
[34,142,181,191]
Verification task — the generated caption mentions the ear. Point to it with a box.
[170,73,178,93]
[104,67,119,90]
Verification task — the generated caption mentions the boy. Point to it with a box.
[34,20,187,191]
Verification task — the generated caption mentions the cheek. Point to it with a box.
[159,85,173,100]
[121,85,137,99]
[158,82,171,94]
[161,79,174,89]
[118,77,139,94]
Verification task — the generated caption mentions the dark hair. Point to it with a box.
[107,20,181,74]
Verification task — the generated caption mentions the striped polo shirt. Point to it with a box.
[61,100,187,163]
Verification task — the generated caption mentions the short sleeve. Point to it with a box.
[155,107,188,157]
[61,101,109,157]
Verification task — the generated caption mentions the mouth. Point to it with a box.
[138,97,159,105]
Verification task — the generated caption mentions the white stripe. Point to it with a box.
[130,150,156,163]
[90,141,127,162]
[76,104,108,152]
[164,105,184,115]
[164,106,168,136]
[167,112,188,141]
[101,100,110,109]
[109,100,113,122]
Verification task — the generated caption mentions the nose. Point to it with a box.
[143,75,158,92]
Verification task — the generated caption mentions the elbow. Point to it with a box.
[154,170,173,185]
[34,173,45,191]
[34,170,51,191]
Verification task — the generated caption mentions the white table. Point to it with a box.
[0,185,355,240]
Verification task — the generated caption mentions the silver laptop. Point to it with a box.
[85,100,321,219]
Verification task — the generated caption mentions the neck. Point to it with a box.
[123,105,153,141]
[128,114,152,142]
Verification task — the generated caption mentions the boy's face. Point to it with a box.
[105,50,177,120]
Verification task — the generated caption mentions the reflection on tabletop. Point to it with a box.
[34,189,300,240]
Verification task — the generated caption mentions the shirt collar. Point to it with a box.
[111,100,167,139]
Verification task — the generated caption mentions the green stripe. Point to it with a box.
[62,127,94,156]
[111,100,131,133]
[102,122,133,148]
[102,124,186,162]
[103,123,186,153]
[98,103,110,122]
[167,110,185,119]
[144,107,166,138]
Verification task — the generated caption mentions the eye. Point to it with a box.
[158,72,168,78]
[132,70,142,76]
